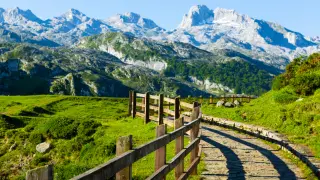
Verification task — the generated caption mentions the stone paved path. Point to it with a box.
[200,124,305,180]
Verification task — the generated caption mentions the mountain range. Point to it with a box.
[0,5,319,70]
[0,5,318,97]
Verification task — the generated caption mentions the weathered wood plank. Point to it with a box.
[190,105,200,175]
[146,138,200,180]
[136,93,146,98]
[164,97,175,104]
[163,118,174,127]
[164,108,175,116]
[150,95,159,100]
[178,157,200,180]
[26,165,53,180]
[155,125,167,180]
[132,91,136,118]
[145,92,150,124]
[158,94,164,125]
[175,118,184,179]
[180,102,193,109]
[136,102,145,108]
[116,136,132,180]
[149,115,158,121]
[128,91,132,116]
[150,105,159,111]
[136,111,144,118]
[174,98,180,120]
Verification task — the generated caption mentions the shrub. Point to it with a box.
[55,163,89,180]
[40,117,79,139]
[291,73,320,95]
[5,129,18,138]
[29,132,44,145]
[0,114,25,129]
[31,154,51,166]
[273,88,299,104]
[272,74,286,90]
[77,120,101,136]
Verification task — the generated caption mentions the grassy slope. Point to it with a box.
[201,91,320,158]
[0,96,204,180]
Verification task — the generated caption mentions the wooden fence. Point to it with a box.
[28,92,202,180]
[129,91,197,126]
[71,91,201,180]
[187,95,255,105]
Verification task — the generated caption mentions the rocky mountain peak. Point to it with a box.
[178,5,214,28]
[213,7,252,24]
[108,12,161,29]
[3,7,43,24]
[56,8,90,25]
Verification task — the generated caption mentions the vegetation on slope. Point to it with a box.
[201,53,320,159]
[80,32,275,96]
[164,58,273,95]
[0,96,204,180]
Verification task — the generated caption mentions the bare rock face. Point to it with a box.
[224,102,234,108]
[216,100,225,107]
[234,100,241,107]
[36,142,51,153]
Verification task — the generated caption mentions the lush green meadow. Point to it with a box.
[0,95,204,180]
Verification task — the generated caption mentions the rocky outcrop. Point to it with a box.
[36,142,51,153]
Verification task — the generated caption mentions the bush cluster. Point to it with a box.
[272,53,320,96]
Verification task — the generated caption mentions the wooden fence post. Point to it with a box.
[209,95,213,104]
[155,124,167,180]
[174,97,180,120]
[145,92,150,124]
[26,165,53,180]
[116,135,133,180]
[199,96,203,104]
[248,96,251,103]
[232,95,235,103]
[128,91,132,116]
[174,117,184,179]
[190,103,200,175]
[158,94,164,125]
[132,91,136,118]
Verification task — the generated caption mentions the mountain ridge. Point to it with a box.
[0,5,318,71]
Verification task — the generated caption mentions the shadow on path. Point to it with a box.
[202,126,297,179]
[202,136,246,180]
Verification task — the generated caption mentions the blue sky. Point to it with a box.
[0,0,318,36]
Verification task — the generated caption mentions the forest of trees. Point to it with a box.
[164,58,273,95]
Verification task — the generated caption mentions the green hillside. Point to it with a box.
[79,32,274,95]
[202,53,320,157]
[0,96,204,179]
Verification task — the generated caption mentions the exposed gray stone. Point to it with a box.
[234,100,241,106]
[36,142,51,153]
[224,102,234,108]
[216,100,225,107]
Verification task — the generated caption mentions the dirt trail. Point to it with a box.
[200,124,305,180]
